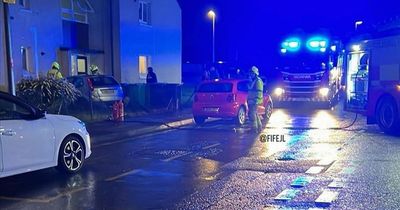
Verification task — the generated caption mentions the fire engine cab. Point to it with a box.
[272,35,343,107]
[346,32,400,134]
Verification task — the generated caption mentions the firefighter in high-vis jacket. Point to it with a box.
[247,66,264,133]
[47,61,63,79]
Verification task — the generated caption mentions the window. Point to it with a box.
[237,81,249,92]
[61,0,94,24]
[19,0,30,10]
[0,98,32,120]
[21,47,32,72]
[139,55,151,78]
[139,1,151,25]
[90,77,118,87]
[198,83,233,93]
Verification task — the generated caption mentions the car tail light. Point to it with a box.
[87,78,94,91]
[227,94,236,102]
[194,94,199,102]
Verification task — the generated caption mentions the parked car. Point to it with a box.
[67,75,124,102]
[192,79,273,125]
[0,91,91,178]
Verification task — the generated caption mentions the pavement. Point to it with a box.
[86,109,195,144]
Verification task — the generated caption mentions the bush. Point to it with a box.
[16,78,81,114]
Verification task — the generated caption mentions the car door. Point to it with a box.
[0,96,55,172]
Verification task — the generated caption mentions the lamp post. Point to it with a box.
[355,20,363,30]
[207,10,216,64]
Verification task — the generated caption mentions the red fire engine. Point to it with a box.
[345,30,400,134]
[272,35,343,107]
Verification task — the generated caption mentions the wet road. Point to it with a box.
[0,104,399,210]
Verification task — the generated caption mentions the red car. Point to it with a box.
[192,79,273,125]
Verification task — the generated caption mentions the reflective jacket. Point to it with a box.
[47,69,63,79]
[247,77,263,105]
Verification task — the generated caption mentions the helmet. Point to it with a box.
[52,62,60,70]
[251,66,259,76]
[90,64,99,72]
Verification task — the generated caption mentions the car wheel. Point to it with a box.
[376,97,400,135]
[194,116,207,125]
[263,103,273,123]
[57,136,85,174]
[236,106,246,125]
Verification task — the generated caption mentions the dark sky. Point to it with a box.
[178,1,400,70]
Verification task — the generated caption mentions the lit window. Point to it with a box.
[61,0,94,24]
[139,56,151,78]
[139,1,151,25]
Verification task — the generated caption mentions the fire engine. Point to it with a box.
[272,35,343,107]
[345,31,400,134]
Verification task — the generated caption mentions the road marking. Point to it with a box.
[291,176,314,188]
[105,169,141,181]
[162,151,193,162]
[274,189,300,201]
[328,179,345,189]
[317,159,335,166]
[0,196,50,203]
[202,143,221,150]
[315,190,339,205]
[305,166,325,174]
[0,187,90,203]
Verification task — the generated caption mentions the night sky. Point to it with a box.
[178,1,400,73]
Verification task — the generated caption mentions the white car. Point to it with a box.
[0,91,91,178]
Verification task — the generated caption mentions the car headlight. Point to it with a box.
[274,88,285,96]
[319,88,329,97]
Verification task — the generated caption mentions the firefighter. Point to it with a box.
[47,61,63,79]
[247,66,264,133]
[90,64,100,75]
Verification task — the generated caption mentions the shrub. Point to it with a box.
[16,78,81,114]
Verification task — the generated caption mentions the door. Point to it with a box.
[0,97,55,172]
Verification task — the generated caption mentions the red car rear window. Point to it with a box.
[198,83,233,93]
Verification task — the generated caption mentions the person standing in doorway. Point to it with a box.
[146,67,158,84]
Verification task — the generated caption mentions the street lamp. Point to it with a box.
[207,10,216,64]
[355,21,363,30]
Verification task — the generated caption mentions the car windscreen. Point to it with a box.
[198,83,233,93]
[90,77,119,87]
[237,81,249,92]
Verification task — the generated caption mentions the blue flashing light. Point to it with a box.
[307,36,329,52]
[281,37,301,52]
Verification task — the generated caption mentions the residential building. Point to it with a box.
[0,0,182,92]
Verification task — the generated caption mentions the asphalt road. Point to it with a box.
[0,104,399,210]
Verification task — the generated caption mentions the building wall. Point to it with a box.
[118,0,182,84]
[0,3,8,92]
[2,0,181,89]
[8,1,63,82]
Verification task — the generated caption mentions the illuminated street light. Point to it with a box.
[355,21,363,30]
[208,10,216,64]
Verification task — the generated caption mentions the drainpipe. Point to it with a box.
[109,0,115,77]
[3,3,15,95]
